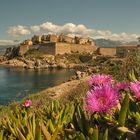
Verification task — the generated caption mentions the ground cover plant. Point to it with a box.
[0,72,140,140]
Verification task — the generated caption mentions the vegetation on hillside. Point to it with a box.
[25,49,47,58]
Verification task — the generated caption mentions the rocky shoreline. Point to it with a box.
[0,51,96,70]
[0,52,123,80]
[0,56,73,69]
[0,58,88,70]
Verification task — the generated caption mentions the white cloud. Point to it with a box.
[7,21,140,41]
[31,25,40,32]
[39,22,95,36]
[40,22,59,32]
[67,33,81,38]
[94,30,139,41]
[7,25,31,36]
[39,21,139,41]
[0,40,16,45]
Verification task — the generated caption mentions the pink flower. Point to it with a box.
[116,82,129,90]
[84,84,119,113]
[130,81,140,100]
[88,74,113,87]
[23,99,32,107]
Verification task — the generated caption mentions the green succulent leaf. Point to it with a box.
[0,130,3,140]
[117,127,134,134]
[16,127,26,140]
[129,69,136,81]
[135,112,140,129]
[118,94,129,126]
[35,120,42,140]
[90,126,98,140]
[41,121,51,140]
[102,128,108,140]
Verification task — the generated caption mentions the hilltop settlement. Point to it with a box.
[0,33,139,69]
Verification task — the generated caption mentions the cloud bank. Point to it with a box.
[7,25,31,36]
[39,22,95,36]
[7,21,139,41]
[95,30,139,41]
[31,25,40,32]
[0,40,17,45]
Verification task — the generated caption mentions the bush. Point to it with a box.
[79,53,92,63]
[25,49,46,58]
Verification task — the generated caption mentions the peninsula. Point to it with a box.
[0,33,97,69]
[0,33,139,70]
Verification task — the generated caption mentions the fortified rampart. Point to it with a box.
[38,42,56,55]
[55,43,71,54]
[5,33,97,57]
[97,45,138,57]
[38,42,96,55]
[97,47,117,56]
[70,43,97,53]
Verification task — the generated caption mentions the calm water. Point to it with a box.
[0,67,74,105]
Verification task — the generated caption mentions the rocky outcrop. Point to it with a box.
[1,59,26,67]
[0,56,6,62]
[0,54,80,69]
[1,33,98,69]
[18,45,30,56]
[75,71,87,79]
[57,62,67,68]
[4,46,19,59]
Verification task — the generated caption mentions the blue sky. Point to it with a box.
[0,0,140,44]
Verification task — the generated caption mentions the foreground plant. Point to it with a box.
[88,74,113,87]
[1,74,140,139]
[83,74,140,139]
[130,80,140,100]
[22,99,32,107]
[116,82,129,91]
[85,84,119,113]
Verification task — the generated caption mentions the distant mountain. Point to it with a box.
[121,41,138,45]
[95,39,122,47]
[95,39,138,47]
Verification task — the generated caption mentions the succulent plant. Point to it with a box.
[1,74,140,139]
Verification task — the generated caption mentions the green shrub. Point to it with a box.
[25,49,46,58]
[79,53,92,63]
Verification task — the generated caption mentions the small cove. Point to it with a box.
[0,66,75,105]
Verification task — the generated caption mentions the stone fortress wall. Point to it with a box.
[97,45,138,57]
[97,47,117,56]
[5,33,138,58]
[17,33,97,56]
